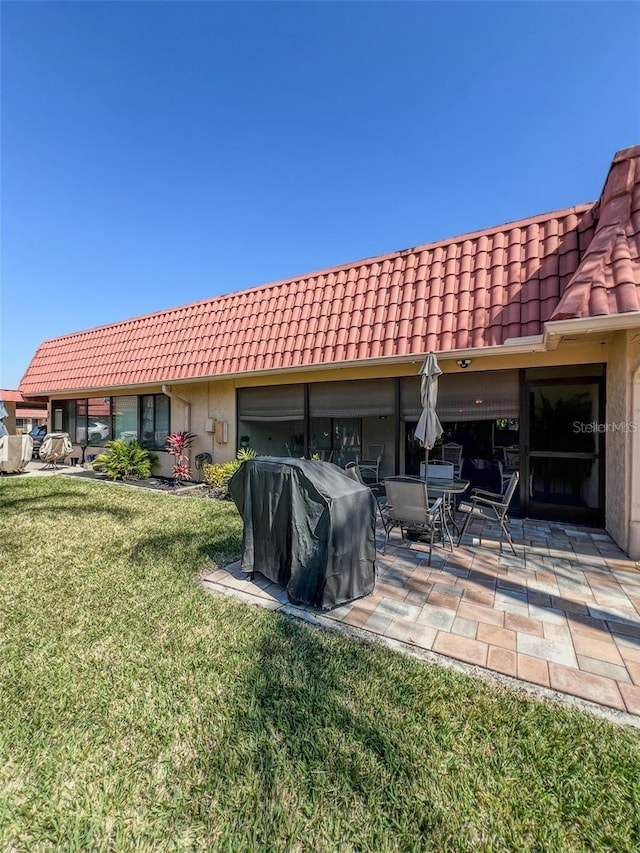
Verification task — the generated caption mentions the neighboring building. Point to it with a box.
[20,146,640,555]
[15,406,48,434]
[0,391,47,434]
[0,390,27,435]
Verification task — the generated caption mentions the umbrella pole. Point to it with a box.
[424,445,429,491]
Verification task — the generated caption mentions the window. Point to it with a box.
[113,396,138,442]
[88,398,112,446]
[237,378,392,462]
[59,394,170,450]
[309,416,363,465]
[141,394,169,449]
[74,400,87,443]
[401,371,519,421]
[237,385,305,457]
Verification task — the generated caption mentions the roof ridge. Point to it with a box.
[552,150,640,320]
[37,202,594,347]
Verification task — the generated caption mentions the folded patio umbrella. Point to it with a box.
[414,352,443,477]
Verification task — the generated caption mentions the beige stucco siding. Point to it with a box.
[228,341,608,388]
[626,332,640,558]
[42,335,640,554]
[180,380,237,467]
[606,332,630,550]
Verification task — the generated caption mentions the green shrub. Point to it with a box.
[202,448,258,497]
[202,461,239,491]
[236,447,258,463]
[93,439,157,481]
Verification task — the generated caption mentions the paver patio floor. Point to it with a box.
[203,516,640,720]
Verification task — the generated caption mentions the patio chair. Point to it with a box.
[357,443,384,481]
[498,460,511,494]
[39,432,73,469]
[457,471,520,555]
[503,445,520,472]
[498,459,533,497]
[344,461,388,534]
[383,477,444,565]
[441,442,463,477]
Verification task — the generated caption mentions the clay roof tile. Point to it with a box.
[21,149,640,395]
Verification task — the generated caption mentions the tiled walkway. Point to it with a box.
[202,517,640,722]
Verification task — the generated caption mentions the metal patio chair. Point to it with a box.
[503,445,520,473]
[356,443,384,482]
[457,471,520,555]
[344,461,388,535]
[383,477,444,565]
[441,442,463,478]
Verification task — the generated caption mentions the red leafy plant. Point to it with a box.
[165,431,196,484]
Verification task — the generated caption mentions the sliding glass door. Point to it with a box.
[523,377,605,523]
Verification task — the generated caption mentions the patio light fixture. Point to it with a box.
[457,358,472,369]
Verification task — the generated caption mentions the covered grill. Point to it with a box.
[229,457,376,610]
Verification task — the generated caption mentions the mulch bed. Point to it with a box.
[66,469,211,496]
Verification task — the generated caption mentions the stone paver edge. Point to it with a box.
[201,577,640,731]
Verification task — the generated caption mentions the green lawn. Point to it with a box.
[1,477,639,852]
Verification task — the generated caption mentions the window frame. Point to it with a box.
[61,394,171,451]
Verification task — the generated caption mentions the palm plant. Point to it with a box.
[93,439,155,481]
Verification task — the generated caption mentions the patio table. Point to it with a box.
[425,478,470,543]
[387,476,470,549]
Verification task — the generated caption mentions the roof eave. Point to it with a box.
[544,312,640,349]
[23,338,552,396]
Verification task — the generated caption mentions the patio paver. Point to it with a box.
[202,516,640,723]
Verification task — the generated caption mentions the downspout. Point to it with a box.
[161,384,191,435]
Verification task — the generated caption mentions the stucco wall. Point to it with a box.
[43,338,633,510]
[606,332,629,550]
[175,380,237,467]
[205,379,237,464]
[626,333,640,558]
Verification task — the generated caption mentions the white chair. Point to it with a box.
[441,443,463,477]
[357,443,384,481]
[383,477,444,565]
[457,471,520,555]
[498,458,531,497]
[501,445,526,496]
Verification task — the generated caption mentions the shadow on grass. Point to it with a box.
[209,613,455,849]
[183,608,640,851]
[130,527,242,574]
[0,489,137,522]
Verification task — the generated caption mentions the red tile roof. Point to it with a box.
[20,146,640,396]
[552,145,640,319]
[16,407,47,419]
[0,389,25,403]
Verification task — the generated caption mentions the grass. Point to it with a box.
[0,476,639,852]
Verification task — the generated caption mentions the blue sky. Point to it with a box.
[1,1,639,389]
